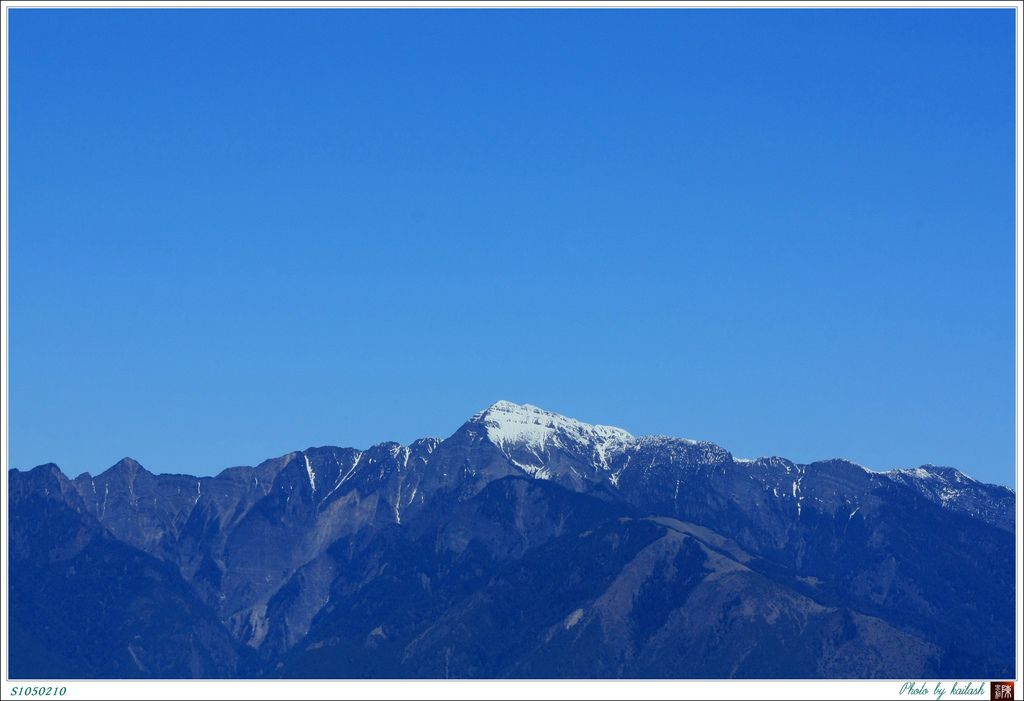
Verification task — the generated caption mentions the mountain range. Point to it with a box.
[8,400,1016,679]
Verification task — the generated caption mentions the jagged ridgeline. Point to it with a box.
[8,401,1016,679]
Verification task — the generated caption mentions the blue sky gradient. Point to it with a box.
[9,9,1017,485]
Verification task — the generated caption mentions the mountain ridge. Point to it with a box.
[15,400,1012,531]
[8,400,1016,679]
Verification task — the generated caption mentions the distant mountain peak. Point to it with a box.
[471,400,634,453]
[106,456,147,475]
[886,463,1013,530]
[893,464,976,483]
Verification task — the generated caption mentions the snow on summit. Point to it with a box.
[474,400,634,455]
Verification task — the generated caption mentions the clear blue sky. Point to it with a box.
[8,8,1017,486]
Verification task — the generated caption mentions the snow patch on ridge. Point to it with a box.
[564,608,585,630]
[303,453,317,492]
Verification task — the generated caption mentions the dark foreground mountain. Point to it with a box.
[8,401,1016,679]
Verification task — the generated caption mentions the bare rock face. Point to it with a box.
[8,401,1016,679]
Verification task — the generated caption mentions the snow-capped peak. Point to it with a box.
[884,464,1014,531]
[888,464,976,484]
[472,400,634,455]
